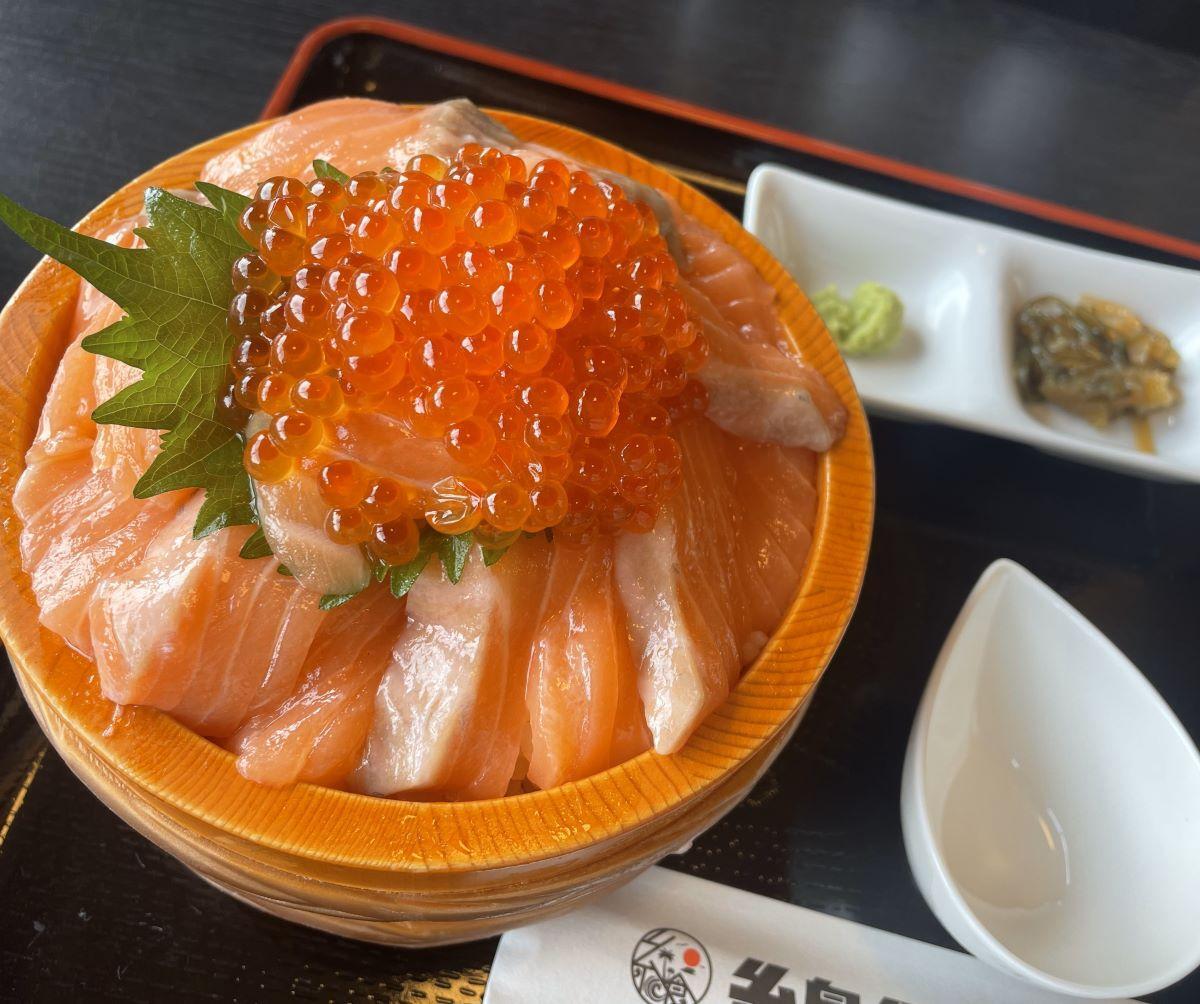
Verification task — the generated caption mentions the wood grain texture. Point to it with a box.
[0,103,872,941]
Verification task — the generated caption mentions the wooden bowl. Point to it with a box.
[0,106,874,945]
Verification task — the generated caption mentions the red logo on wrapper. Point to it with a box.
[631,928,712,1003]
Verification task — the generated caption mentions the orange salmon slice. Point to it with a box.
[525,537,648,790]
[616,417,818,753]
[229,584,408,788]
[15,222,191,656]
[202,98,519,195]
[89,497,325,738]
[675,214,846,450]
[353,535,549,800]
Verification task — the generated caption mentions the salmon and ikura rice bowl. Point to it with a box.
[2,98,847,802]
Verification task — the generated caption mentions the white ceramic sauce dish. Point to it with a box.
[900,559,1200,999]
[744,164,1200,482]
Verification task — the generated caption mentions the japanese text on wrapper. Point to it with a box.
[730,958,912,1004]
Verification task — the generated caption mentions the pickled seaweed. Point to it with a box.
[1014,295,1181,438]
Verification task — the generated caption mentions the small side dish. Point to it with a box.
[1,99,847,802]
[746,162,1199,481]
[903,560,1200,999]
[1015,294,1181,451]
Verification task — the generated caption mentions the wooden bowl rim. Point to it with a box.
[0,101,874,873]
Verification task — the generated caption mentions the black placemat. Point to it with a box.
[3,23,1198,1004]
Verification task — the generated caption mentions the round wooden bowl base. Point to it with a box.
[17,660,811,945]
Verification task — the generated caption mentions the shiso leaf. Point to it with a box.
[386,526,437,598]
[481,531,521,567]
[318,591,357,611]
[312,159,350,183]
[194,181,252,234]
[0,184,258,539]
[388,557,429,599]
[238,527,273,560]
[439,532,473,584]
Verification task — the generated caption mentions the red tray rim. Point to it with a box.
[264,15,1200,264]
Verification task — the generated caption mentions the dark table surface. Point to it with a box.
[2,2,1200,1001]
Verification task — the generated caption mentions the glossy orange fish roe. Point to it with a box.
[226,149,710,552]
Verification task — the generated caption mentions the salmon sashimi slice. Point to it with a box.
[18,462,187,657]
[676,213,787,348]
[524,537,647,790]
[609,642,654,767]
[683,279,846,450]
[353,551,505,798]
[579,542,652,775]
[327,407,475,482]
[229,584,408,787]
[679,419,818,661]
[353,535,550,800]
[450,534,551,800]
[727,438,818,658]
[16,327,99,545]
[673,419,766,658]
[615,503,734,755]
[615,421,741,755]
[202,98,518,195]
[254,469,371,598]
[89,496,324,738]
[15,223,192,655]
[673,215,847,451]
[27,338,98,470]
[22,222,130,472]
[244,414,370,598]
[24,219,160,487]
[615,417,819,754]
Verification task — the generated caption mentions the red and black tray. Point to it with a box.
[257,19,1200,999]
[2,16,1197,1003]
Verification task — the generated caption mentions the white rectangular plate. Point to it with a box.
[744,163,1200,482]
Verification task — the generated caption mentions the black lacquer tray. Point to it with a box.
[2,18,1197,1003]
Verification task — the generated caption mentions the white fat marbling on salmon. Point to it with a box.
[89,496,324,738]
[614,417,819,753]
[229,584,406,787]
[674,214,847,451]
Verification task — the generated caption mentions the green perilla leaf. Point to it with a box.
[312,159,350,184]
[0,183,258,538]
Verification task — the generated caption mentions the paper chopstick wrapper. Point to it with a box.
[488,867,1136,1004]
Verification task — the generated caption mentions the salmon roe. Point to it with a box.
[227,148,710,551]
